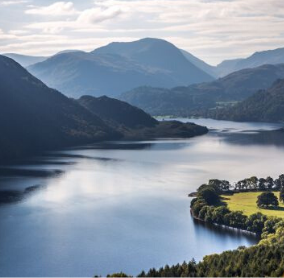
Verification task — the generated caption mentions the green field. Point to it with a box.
[222,192,284,218]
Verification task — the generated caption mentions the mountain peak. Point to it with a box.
[29,38,214,98]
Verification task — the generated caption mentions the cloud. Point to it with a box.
[0,0,28,5]
[25,1,77,16]
[77,6,124,24]
[2,0,284,64]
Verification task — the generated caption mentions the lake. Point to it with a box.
[0,118,284,276]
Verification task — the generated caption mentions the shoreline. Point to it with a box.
[190,209,259,237]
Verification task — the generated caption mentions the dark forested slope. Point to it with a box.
[210,79,284,122]
[78,95,208,140]
[0,55,118,162]
[78,95,157,129]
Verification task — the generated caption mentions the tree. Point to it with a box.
[209,179,230,191]
[278,174,284,188]
[258,178,266,190]
[257,192,279,208]
[245,213,267,233]
[248,176,258,190]
[198,187,220,205]
[279,188,284,203]
[266,176,274,190]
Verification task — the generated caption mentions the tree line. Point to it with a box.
[105,176,284,277]
[208,174,284,192]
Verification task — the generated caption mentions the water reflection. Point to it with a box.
[0,184,46,204]
[0,119,283,276]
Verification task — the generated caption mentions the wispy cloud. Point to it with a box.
[77,6,124,24]
[25,1,77,16]
[0,0,29,5]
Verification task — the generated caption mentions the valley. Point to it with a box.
[1,8,284,275]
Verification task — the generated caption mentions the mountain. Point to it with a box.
[0,55,208,162]
[93,38,215,82]
[78,95,157,129]
[28,51,175,98]
[119,64,284,116]
[209,79,284,122]
[216,47,284,77]
[28,38,214,98]
[180,49,217,78]
[78,95,208,140]
[3,53,47,67]
[0,55,118,162]
[215,59,243,77]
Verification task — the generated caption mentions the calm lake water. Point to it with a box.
[0,118,284,277]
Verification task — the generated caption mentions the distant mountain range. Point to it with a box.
[3,53,47,67]
[5,40,284,82]
[27,38,214,98]
[0,55,207,162]
[216,47,284,77]
[209,79,284,123]
[119,64,284,116]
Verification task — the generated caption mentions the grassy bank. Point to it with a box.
[222,192,284,218]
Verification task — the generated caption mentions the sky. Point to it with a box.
[0,0,284,65]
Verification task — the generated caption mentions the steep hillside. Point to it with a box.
[119,64,284,116]
[0,55,118,162]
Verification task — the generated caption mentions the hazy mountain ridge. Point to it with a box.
[3,53,47,67]
[119,64,284,116]
[216,47,284,77]
[93,38,215,82]
[27,38,214,98]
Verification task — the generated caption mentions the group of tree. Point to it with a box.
[191,180,284,233]
[206,174,284,193]
[137,228,284,277]
[191,196,281,235]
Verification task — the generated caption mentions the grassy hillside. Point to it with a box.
[222,192,284,218]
